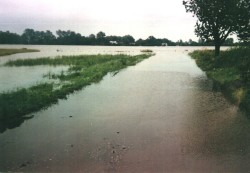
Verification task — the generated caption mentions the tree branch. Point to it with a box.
[220,28,232,44]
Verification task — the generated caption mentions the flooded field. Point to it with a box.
[1,45,250,172]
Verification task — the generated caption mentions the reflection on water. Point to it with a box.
[185,89,250,156]
[0,115,34,133]
[1,46,250,172]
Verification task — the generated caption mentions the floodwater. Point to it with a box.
[1,45,250,172]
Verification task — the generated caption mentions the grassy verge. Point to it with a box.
[0,48,39,56]
[189,47,250,113]
[0,53,153,123]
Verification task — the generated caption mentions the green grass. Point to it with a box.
[0,48,40,56]
[0,53,153,122]
[6,54,131,66]
[189,47,250,113]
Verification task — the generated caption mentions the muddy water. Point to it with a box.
[1,46,250,172]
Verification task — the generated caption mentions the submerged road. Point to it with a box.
[1,47,250,172]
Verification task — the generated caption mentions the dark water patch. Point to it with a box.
[0,115,34,133]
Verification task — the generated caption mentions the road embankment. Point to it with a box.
[189,47,250,114]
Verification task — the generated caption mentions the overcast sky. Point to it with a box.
[0,0,199,41]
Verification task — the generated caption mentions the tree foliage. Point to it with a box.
[96,31,106,39]
[183,0,250,55]
[0,31,22,44]
[236,0,250,44]
[22,29,56,44]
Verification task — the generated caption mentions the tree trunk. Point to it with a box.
[215,42,221,56]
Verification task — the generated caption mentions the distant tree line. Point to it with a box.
[0,28,243,46]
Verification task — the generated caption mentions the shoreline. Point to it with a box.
[189,47,250,114]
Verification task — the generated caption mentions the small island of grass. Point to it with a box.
[0,48,39,56]
[0,53,154,127]
[140,49,153,53]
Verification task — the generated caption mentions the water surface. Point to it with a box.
[1,46,250,172]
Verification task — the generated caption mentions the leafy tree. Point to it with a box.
[89,34,96,39]
[223,38,234,46]
[22,28,36,44]
[135,39,144,46]
[144,36,161,46]
[56,30,83,45]
[0,31,22,44]
[21,29,56,44]
[96,31,106,39]
[161,38,176,46]
[177,39,184,46]
[236,0,250,44]
[43,30,56,44]
[96,31,108,45]
[135,37,176,46]
[183,0,249,55]
[121,35,135,45]
[238,26,250,45]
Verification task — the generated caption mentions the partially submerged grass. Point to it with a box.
[140,49,153,53]
[189,47,250,113]
[0,84,55,118]
[0,53,153,122]
[6,54,131,67]
[0,48,39,56]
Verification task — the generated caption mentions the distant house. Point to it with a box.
[162,43,168,46]
[110,41,118,45]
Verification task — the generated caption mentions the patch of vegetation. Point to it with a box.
[189,47,250,113]
[140,49,153,53]
[0,48,39,56]
[6,54,129,67]
[0,53,153,128]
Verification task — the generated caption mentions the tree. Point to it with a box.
[96,31,107,45]
[177,39,183,46]
[0,31,22,44]
[135,39,144,46]
[236,0,250,44]
[43,30,56,44]
[22,28,36,44]
[56,30,83,45]
[89,34,95,39]
[96,31,106,39]
[121,35,135,45]
[144,36,161,46]
[183,0,249,55]
[223,38,234,46]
